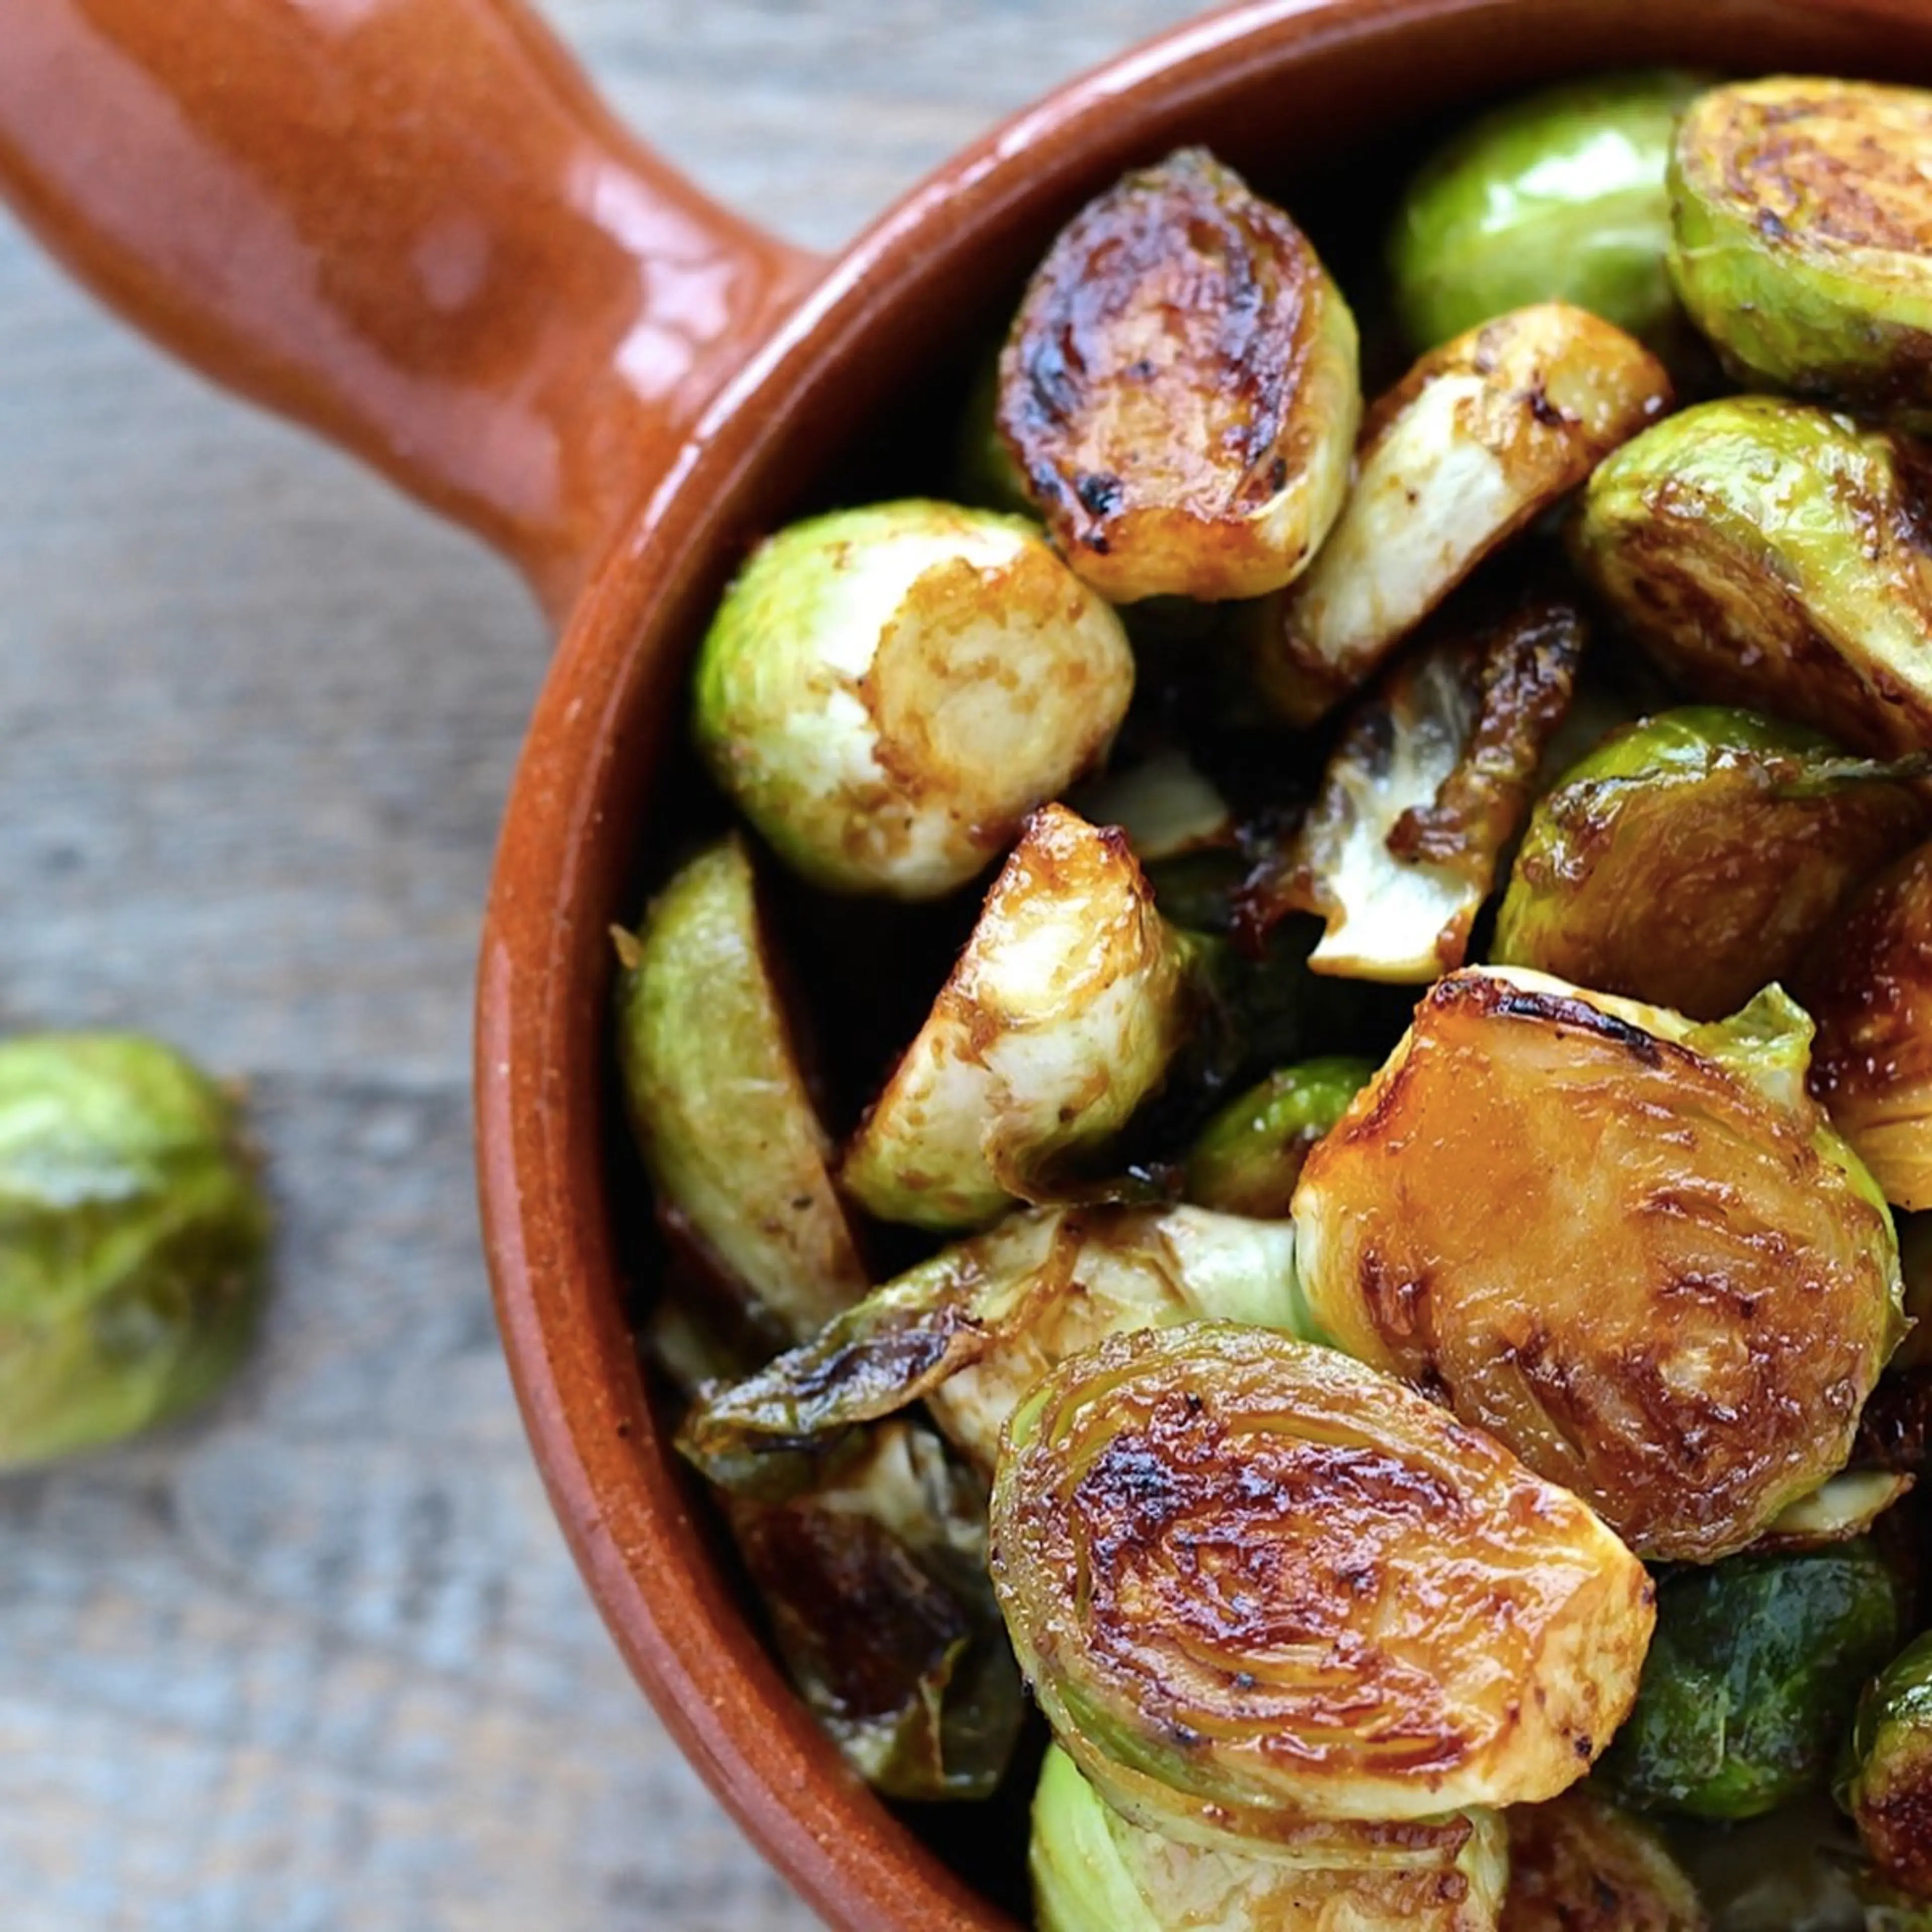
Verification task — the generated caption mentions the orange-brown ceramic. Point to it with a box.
[6,3,1932,1926]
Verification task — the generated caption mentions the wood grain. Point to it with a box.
[0,4,1199,1927]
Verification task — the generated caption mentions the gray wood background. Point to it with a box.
[0,4,1201,1927]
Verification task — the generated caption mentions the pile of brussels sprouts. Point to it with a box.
[617,68,1932,1932]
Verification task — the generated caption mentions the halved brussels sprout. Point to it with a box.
[692,501,1134,898]
[1292,969,1903,1562]
[1499,1793,1705,1932]
[1842,1630,1932,1901]
[1603,1542,1902,1820]
[1757,1469,1916,1553]
[1494,708,1927,1022]
[1669,79,1932,419]
[991,1324,1654,1843]
[1252,303,1670,725]
[840,804,1199,1232]
[1245,591,1585,980]
[1803,842,1932,1212]
[997,147,1359,603]
[1182,1056,1375,1219]
[1390,70,1707,357]
[1572,399,1932,759]
[678,1204,1304,1490]
[614,837,867,1343]
[0,1032,270,1467]
[725,1418,1023,1801]
[1031,1744,1510,1932]
[1071,749,1236,866]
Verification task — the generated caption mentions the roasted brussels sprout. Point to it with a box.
[1803,842,1932,1213]
[1071,750,1235,866]
[1292,969,1903,1562]
[614,837,867,1342]
[1669,79,1932,420]
[0,1032,269,1466]
[997,147,1359,604]
[1391,70,1707,356]
[1030,1744,1510,1932]
[840,804,1199,1232]
[991,1324,1653,1843]
[1840,1630,1932,1897]
[1182,1056,1374,1218]
[692,500,1134,898]
[1494,708,1927,1022]
[1499,1792,1705,1932]
[1244,590,1584,979]
[1252,303,1670,725]
[679,1204,1303,1490]
[722,1418,1022,1801]
[1572,399,1932,759]
[1603,1542,1902,1819]
[1757,1469,1916,1552]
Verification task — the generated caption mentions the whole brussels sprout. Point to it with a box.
[1494,708,1927,1021]
[1840,1629,1932,1899]
[1292,969,1903,1563]
[1390,70,1707,356]
[839,804,1200,1233]
[614,837,867,1344]
[678,1203,1305,1490]
[1602,1542,1902,1820]
[1500,1792,1704,1932]
[0,1032,269,1466]
[991,1324,1653,1845]
[1244,589,1585,980]
[693,500,1134,898]
[997,147,1360,604]
[1252,303,1670,726]
[1030,1744,1510,1932]
[1182,1056,1375,1218]
[1572,398,1932,759]
[1803,841,1932,1213]
[1669,78,1932,421]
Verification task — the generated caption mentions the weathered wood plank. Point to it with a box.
[0,4,1201,1928]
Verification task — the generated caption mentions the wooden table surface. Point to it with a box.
[0,4,1202,1927]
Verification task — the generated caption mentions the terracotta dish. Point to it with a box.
[3,1,1930,1924]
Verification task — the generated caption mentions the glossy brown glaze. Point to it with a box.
[0,0,815,623]
[12,2,1932,1928]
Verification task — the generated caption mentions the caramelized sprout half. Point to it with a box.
[991,1324,1653,1842]
[997,147,1359,603]
[1572,398,1932,759]
[1292,969,1903,1561]
[1499,1793,1705,1932]
[1803,841,1932,1212]
[1245,590,1584,979]
[840,804,1199,1232]
[1031,1745,1510,1932]
[1840,1629,1932,1900]
[1669,78,1932,420]
[1494,708,1926,1022]
[693,500,1133,898]
[1253,303,1669,724]
[614,837,867,1342]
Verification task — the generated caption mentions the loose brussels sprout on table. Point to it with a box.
[1251,301,1669,725]
[0,1032,269,1467]
[1669,79,1932,420]
[1573,398,1932,759]
[996,147,1359,605]
[1495,707,1927,1021]
[1292,969,1903,1562]
[1390,70,1707,358]
[612,61,1932,1920]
